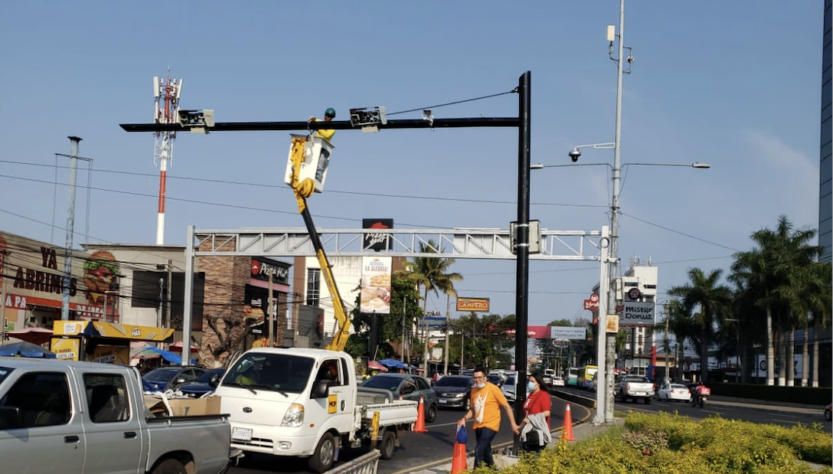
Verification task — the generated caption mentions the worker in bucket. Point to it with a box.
[308,107,336,144]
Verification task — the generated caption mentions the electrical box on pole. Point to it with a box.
[510,220,541,254]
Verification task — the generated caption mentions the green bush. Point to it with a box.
[480,412,832,474]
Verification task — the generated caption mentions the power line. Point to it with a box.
[386,89,517,116]
[621,213,742,252]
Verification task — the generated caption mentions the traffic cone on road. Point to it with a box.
[451,440,467,474]
[413,395,428,432]
[562,403,575,441]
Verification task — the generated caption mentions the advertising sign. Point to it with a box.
[456,297,490,312]
[53,320,174,342]
[583,293,599,310]
[250,257,290,284]
[51,337,80,361]
[363,219,394,252]
[360,257,392,314]
[606,314,619,333]
[620,301,655,326]
[550,326,586,340]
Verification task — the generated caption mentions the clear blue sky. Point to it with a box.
[0,1,823,326]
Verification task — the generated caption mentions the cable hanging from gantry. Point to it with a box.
[385,89,518,117]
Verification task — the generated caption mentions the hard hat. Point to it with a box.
[325,108,336,118]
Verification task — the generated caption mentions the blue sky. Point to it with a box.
[0,1,823,326]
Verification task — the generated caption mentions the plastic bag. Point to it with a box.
[456,425,468,444]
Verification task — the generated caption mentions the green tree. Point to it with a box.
[731,215,823,386]
[668,268,732,383]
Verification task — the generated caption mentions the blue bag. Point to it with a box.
[456,425,468,444]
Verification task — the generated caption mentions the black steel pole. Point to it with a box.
[120,117,519,133]
[512,71,531,455]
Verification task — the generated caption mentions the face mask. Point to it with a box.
[475,382,486,389]
[527,382,536,391]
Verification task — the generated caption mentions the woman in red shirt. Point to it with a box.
[520,373,551,453]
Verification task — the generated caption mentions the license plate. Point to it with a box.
[439,399,447,404]
[232,427,253,441]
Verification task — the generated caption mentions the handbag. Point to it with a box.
[456,425,468,444]
[525,429,541,446]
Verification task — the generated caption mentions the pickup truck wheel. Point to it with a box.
[308,432,336,473]
[644,397,651,405]
[426,404,437,423]
[380,430,397,460]
[151,459,187,474]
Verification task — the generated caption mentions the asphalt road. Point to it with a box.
[227,393,589,474]
[556,385,831,433]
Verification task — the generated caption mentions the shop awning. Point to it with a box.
[53,320,174,342]
[6,327,54,346]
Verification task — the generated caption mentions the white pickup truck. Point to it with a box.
[0,357,234,474]
[614,375,655,404]
[213,348,418,473]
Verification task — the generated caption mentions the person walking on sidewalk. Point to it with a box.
[457,367,520,468]
[519,373,552,454]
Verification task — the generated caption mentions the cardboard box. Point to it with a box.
[167,396,221,416]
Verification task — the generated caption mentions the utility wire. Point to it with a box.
[386,89,517,116]
[0,161,608,210]
[621,213,741,252]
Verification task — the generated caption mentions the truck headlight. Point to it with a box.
[453,393,466,398]
[281,403,305,427]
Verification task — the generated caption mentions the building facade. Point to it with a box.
[821,0,832,263]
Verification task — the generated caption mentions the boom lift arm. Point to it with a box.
[288,136,351,352]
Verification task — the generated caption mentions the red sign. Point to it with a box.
[505,325,550,339]
[584,292,600,310]
[456,297,490,312]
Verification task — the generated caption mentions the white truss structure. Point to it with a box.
[191,227,604,261]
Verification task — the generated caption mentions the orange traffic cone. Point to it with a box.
[451,441,468,474]
[413,395,428,432]
[562,403,575,441]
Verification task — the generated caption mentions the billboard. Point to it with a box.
[550,326,586,340]
[360,257,392,313]
[456,297,490,312]
[620,301,655,326]
[363,218,394,252]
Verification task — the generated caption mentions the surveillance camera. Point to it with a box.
[569,148,581,162]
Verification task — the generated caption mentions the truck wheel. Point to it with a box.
[308,432,336,473]
[426,404,437,423]
[380,430,397,460]
[151,459,187,474]
[644,397,651,405]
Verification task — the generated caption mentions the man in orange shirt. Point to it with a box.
[457,367,520,468]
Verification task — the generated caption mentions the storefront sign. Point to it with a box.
[53,320,174,342]
[51,337,80,361]
[251,257,290,284]
[362,219,394,252]
[456,297,490,312]
[620,301,655,326]
[584,293,599,310]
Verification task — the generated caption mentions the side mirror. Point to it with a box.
[0,406,22,430]
[314,380,330,399]
[175,377,186,385]
[209,374,221,388]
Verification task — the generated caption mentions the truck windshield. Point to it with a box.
[0,367,12,385]
[223,353,314,394]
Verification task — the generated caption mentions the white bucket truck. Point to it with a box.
[212,348,418,473]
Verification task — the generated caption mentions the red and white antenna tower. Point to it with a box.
[153,71,183,245]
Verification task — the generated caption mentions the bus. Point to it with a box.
[564,367,579,386]
[577,365,598,389]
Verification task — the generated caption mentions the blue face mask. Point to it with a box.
[527,381,536,391]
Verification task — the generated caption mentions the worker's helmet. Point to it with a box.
[325,107,336,118]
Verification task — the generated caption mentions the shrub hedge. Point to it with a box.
[473,412,832,474]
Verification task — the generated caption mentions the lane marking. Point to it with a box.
[771,418,798,424]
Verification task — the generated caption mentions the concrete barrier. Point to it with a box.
[548,388,596,409]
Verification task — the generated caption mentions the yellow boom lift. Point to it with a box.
[284,133,351,351]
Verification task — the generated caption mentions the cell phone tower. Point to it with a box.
[153,71,183,245]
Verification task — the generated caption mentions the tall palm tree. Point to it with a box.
[668,268,733,383]
[654,299,695,380]
[400,240,463,370]
[731,215,823,386]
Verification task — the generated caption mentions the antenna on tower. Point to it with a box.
[153,70,183,245]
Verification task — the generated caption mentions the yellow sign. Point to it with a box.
[91,345,130,365]
[606,314,619,333]
[51,337,80,361]
[53,320,174,342]
[456,297,490,312]
[327,394,338,414]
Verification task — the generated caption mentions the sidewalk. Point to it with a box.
[707,395,826,418]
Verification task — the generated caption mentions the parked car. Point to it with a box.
[433,375,474,410]
[142,366,206,393]
[656,382,690,402]
[551,376,565,387]
[179,368,226,398]
[614,375,654,403]
[825,403,831,421]
[542,368,555,387]
[0,358,235,474]
[487,374,503,387]
[361,373,438,422]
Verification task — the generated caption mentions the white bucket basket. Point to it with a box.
[283,133,335,194]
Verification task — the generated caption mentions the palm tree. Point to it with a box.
[654,299,695,380]
[400,240,463,370]
[668,268,732,383]
[731,216,823,386]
